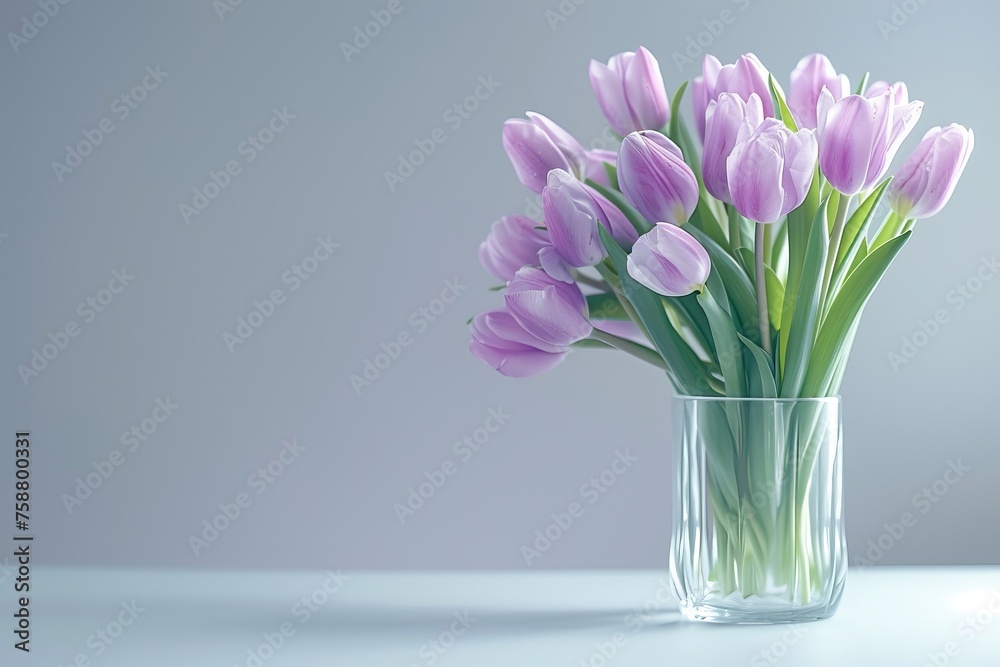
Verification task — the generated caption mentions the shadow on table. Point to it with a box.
[145,598,683,639]
[322,603,684,638]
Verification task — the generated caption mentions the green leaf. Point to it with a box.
[803,232,911,396]
[737,333,777,398]
[684,225,759,344]
[737,247,755,283]
[667,81,688,145]
[779,198,829,398]
[690,197,729,250]
[848,236,869,275]
[586,292,629,321]
[698,282,746,397]
[768,74,798,132]
[765,266,784,330]
[668,293,716,358]
[586,178,652,237]
[836,179,889,267]
[854,72,871,96]
[598,225,716,394]
[779,169,821,371]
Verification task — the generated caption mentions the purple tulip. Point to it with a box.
[585,148,617,187]
[502,112,587,193]
[617,131,699,225]
[816,89,923,195]
[470,309,569,377]
[543,168,636,267]
[589,47,670,136]
[702,93,765,204]
[865,80,909,106]
[693,54,778,140]
[692,55,722,141]
[888,124,975,220]
[537,245,574,283]
[504,267,593,347]
[727,118,818,223]
[788,53,850,130]
[626,223,711,297]
[478,215,549,282]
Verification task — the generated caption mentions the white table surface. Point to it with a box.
[24,566,1000,666]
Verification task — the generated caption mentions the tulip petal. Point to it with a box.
[502,118,571,193]
[818,95,878,195]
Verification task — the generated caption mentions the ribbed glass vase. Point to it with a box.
[669,395,847,623]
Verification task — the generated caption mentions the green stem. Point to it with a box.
[571,270,608,291]
[819,193,852,313]
[754,223,771,357]
[728,205,742,257]
[588,328,667,370]
[871,211,901,250]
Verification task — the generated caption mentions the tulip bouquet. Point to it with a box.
[470,48,973,604]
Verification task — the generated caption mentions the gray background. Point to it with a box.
[1,0,996,571]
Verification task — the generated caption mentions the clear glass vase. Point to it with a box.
[669,395,847,624]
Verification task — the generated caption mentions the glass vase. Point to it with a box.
[669,395,847,623]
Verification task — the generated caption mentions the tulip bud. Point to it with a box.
[617,131,699,225]
[542,169,635,267]
[504,267,593,347]
[692,55,723,141]
[627,223,711,297]
[478,215,549,282]
[865,80,909,106]
[888,124,974,220]
[693,53,779,141]
[727,118,818,223]
[585,149,617,188]
[502,112,587,193]
[702,93,765,204]
[470,309,569,377]
[816,89,923,195]
[589,47,670,136]
[788,53,850,130]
